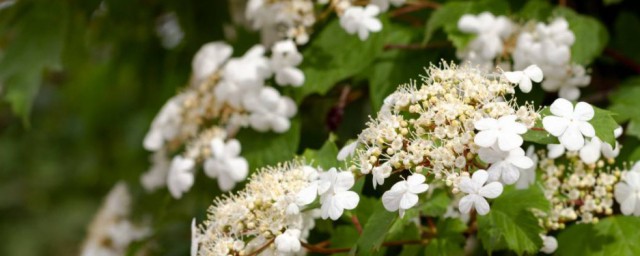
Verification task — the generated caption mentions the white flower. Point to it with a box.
[191,41,232,84]
[458,170,503,215]
[243,87,297,133]
[216,45,271,108]
[270,40,305,87]
[504,65,544,93]
[579,137,602,164]
[191,219,199,256]
[515,145,538,189]
[457,12,513,60]
[540,235,558,254]
[614,171,640,216]
[167,156,195,199]
[372,162,392,189]
[141,150,170,191]
[602,126,623,159]
[337,141,358,161]
[339,5,383,41]
[382,174,429,217]
[542,98,595,151]
[474,115,527,151]
[547,144,565,159]
[318,168,360,220]
[204,138,249,191]
[275,229,302,253]
[143,95,184,151]
[479,146,534,185]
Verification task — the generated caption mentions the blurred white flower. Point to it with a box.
[458,12,512,60]
[191,41,232,85]
[167,156,195,199]
[275,229,302,253]
[204,138,249,191]
[504,65,543,93]
[340,5,383,41]
[143,94,185,151]
[382,174,429,217]
[479,146,534,185]
[515,145,538,189]
[270,40,305,87]
[370,0,406,12]
[474,115,527,151]
[458,170,503,215]
[614,171,640,216]
[540,235,558,254]
[156,12,184,49]
[542,98,595,151]
[191,219,199,256]
[244,87,297,133]
[141,150,170,191]
[318,168,360,220]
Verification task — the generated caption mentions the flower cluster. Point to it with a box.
[349,63,539,216]
[457,13,591,100]
[142,40,302,198]
[81,182,150,256]
[193,161,359,255]
[245,0,404,45]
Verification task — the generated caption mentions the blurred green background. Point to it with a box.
[2,0,640,255]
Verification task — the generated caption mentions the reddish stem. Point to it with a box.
[605,48,640,74]
[352,214,363,235]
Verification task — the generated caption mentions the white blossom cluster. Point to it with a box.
[142,40,303,198]
[344,63,540,217]
[81,182,150,256]
[457,12,591,100]
[193,161,359,255]
[245,0,405,44]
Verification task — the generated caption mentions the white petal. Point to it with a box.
[471,170,489,185]
[573,102,594,121]
[523,65,544,82]
[501,166,520,185]
[473,196,491,215]
[504,71,524,84]
[621,194,637,216]
[542,116,569,136]
[337,191,360,210]
[578,121,595,137]
[227,158,249,181]
[399,193,419,210]
[296,182,319,205]
[474,130,499,148]
[225,139,242,157]
[458,177,477,194]
[479,182,503,199]
[337,141,358,161]
[547,144,565,159]
[458,195,475,214]
[474,118,499,130]
[519,76,532,93]
[560,125,585,151]
[498,132,523,151]
[549,98,574,118]
[458,15,480,33]
[382,188,403,212]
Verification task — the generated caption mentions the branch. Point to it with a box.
[352,214,363,235]
[605,48,640,74]
[390,1,441,18]
[302,239,429,254]
[247,238,275,256]
[384,41,451,51]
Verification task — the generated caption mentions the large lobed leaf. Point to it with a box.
[477,185,550,255]
[557,216,640,255]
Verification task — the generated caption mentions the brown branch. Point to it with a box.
[390,1,441,18]
[247,238,275,256]
[352,214,363,235]
[559,0,567,6]
[302,239,429,254]
[605,48,640,74]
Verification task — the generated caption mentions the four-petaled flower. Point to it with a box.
[458,170,504,215]
[270,40,304,87]
[542,98,595,151]
[504,65,544,93]
[382,174,429,217]
[275,229,302,253]
[614,170,640,216]
[296,168,359,220]
[340,5,383,41]
[478,146,534,185]
[204,138,249,191]
[474,115,528,151]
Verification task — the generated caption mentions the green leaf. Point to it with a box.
[477,185,550,255]
[609,78,640,139]
[236,117,301,170]
[423,0,509,45]
[330,226,361,256]
[0,1,69,122]
[590,107,619,146]
[354,202,397,254]
[522,108,560,145]
[420,189,451,217]
[557,216,640,255]
[423,218,467,256]
[293,17,388,102]
[302,135,339,170]
[554,7,609,65]
[366,24,438,112]
[517,0,554,21]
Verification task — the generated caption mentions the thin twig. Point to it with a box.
[247,238,275,256]
[352,214,363,235]
[390,1,441,17]
[302,239,429,254]
[384,41,451,51]
[605,48,640,74]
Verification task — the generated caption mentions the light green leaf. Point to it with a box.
[236,117,301,170]
[330,226,360,256]
[477,185,550,255]
[609,78,640,139]
[293,17,388,102]
[522,108,560,145]
[354,202,397,254]
[591,107,619,146]
[557,216,640,255]
[420,189,451,217]
[555,7,609,65]
[517,0,554,21]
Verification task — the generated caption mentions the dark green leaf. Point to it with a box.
[557,216,640,255]
[236,117,301,170]
[477,185,550,255]
[420,190,452,217]
[423,218,467,256]
[303,135,339,170]
[293,17,388,102]
[354,202,397,254]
